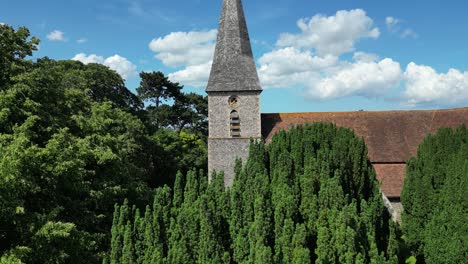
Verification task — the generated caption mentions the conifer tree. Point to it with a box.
[121,221,134,264]
[110,204,122,264]
[401,126,468,263]
[291,224,310,264]
[197,172,230,264]
[106,123,400,264]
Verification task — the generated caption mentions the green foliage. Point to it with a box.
[401,126,468,264]
[150,128,207,185]
[108,123,399,263]
[136,71,208,185]
[136,71,207,136]
[0,247,31,264]
[0,24,39,88]
[0,25,207,263]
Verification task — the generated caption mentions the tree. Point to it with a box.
[136,71,208,186]
[0,30,155,262]
[107,123,399,264]
[401,126,468,263]
[0,24,39,89]
[136,71,182,130]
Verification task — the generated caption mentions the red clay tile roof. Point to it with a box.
[261,107,468,198]
[374,164,406,198]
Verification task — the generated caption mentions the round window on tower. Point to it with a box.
[228,96,239,108]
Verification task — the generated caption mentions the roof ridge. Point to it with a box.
[261,107,468,115]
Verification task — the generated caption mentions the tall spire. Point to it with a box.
[206,0,262,92]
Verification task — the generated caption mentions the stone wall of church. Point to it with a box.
[208,138,251,186]
[382,194,403,223]
[207,91,261,186]
[208,91,261,139]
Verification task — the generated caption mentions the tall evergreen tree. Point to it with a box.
[106,123,400,264]
[401,126,468,263]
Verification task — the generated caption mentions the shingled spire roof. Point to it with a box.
[206,0,262,92]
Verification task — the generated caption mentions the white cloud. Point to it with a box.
[353,51,379,62]
[148,29,217,88]
[258,47,337,88]
[145,10,464,109]
[149,30,217,67]
[402,62,468,106]
[72,53,104,64]
[77,38,88,44]
[257,47,402,100]
[385,16,418,39]
[168,61,212,88]
[385,16,400,32]
[276,9,380,56]
[47,30,67,42]
[401,29,418,39]
[0,22,5,26]
[103,55,138,80]
[310,58,403,99]
[71,53,137,79]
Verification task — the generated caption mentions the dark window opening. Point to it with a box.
[230,110,240,137]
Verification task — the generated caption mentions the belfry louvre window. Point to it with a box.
[230,110,241,137]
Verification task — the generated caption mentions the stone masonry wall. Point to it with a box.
[208,138,251,186]
[208,91,261,139]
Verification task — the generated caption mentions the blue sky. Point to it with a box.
[2,0,468,113]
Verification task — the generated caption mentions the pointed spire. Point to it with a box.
[206,0,262,92]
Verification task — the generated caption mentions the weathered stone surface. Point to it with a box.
[208,91,261,138]
[206,0,262,92]
[382,194,403,223]
[208,138,252,186]
[207,0,263,186]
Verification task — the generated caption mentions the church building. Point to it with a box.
[206,0,468,219]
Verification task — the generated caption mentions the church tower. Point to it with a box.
[206,0,262,186]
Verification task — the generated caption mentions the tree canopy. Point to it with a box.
[107,123,401,264]
[401,125,468,264]
[0,24,207,263]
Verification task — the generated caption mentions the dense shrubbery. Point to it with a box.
[401,126,468,264]
[107,124,401,264]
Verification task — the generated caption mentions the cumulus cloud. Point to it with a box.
[168,61,212,88]
[0,22,5,26]
[149,30,217,67]
[352,51,379,62]
[47,30,67,42]
[257,47,402,100]
[146,9,464,109]
[276,9,379,56]
[71,53,137,79]
[72,53,103,64]
[77,38,88,44]
[310,58,402,99]
[258,47,337,88]
[402,63,468,106]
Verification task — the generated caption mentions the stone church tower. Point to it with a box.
[206,0,262,186]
